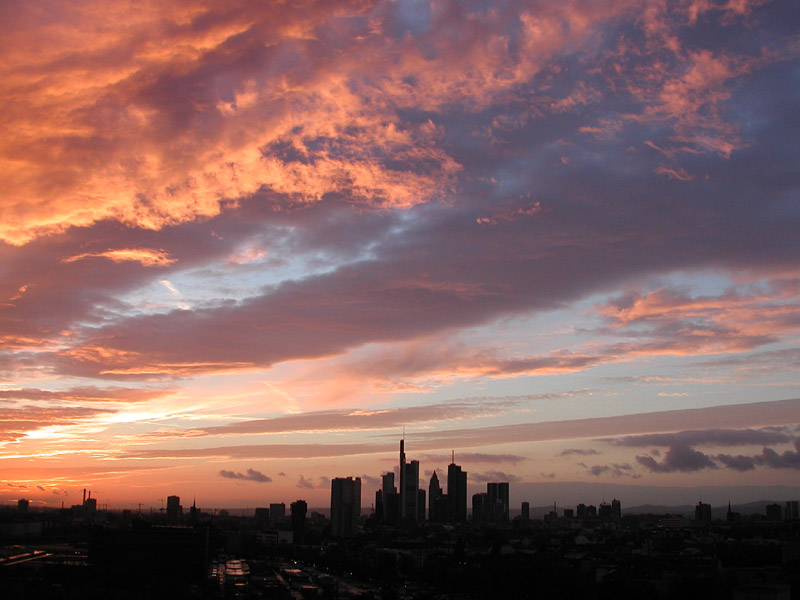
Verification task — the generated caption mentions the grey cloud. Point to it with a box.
[713,440,800,471]
[583,462,636,478]
[636,444,719,473]
[558,448,600,457]
[218,468,272,483]
[360,474,381,488]
[715,453,757,471]
[296,475,315,489]
[470,470,522,484]
[418,452,526,465]
[610,427,793,448]
[756,440,800,470]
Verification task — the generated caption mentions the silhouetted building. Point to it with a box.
[598,499,621,521]
[254,507,269,524]
[291,500,307,544]
[189,497,198,523]
[695,501,712,523]
[398,438,421,522]
[766,503,783,521]
[521,501,530,522]
[563,508,574,519]
[487,482,510,523]
[577,503,587,519]
[472,493,488,524]
[270,503,286,521]
[612,498,621,519]
[17,498,29,512]
[330,477,361,537]
[727,501,741,524]
[786,500,799,520]
[429,471,447,522]
[402,459,420,522]
[381,471,398,524]
[374,489,384,521]
[447,455,467,523]
[167,495,182,523]
[399,439,407,519]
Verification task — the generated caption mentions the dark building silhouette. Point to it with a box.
[166,495,182,523]
[429,471,447,522]
[726,501,741,524]
[17,498,29,512]
[447,455,467,523]
[381,471,398,524]
[695,501,712,523]
[269,503,286,521]
[331,477,361,537]
[291,500,307,544]
[786,500,799,520]
[399,438,421,522]
[486,482,510,523]
[374,489,384,521]
[417,488,426,522]
[599,500,620,521]
[384,489,400,525]
[472,492,488,524]
[254,507,269,524]
[521,501,530,523]
[766,503,782,521]
[83,489,97,515]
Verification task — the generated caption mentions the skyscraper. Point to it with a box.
[486,482,509,523]
[398,437,420,522]
[447,454,467,523]
[331,477,361,537]
[291,500,307,544]
[381,471,399,524]
[429,471,446,522]
[166,495,182,523]
[402,459,420,521]
[270,502,286,520]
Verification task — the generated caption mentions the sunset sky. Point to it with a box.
[2,0,799,512]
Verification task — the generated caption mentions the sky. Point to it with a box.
[1,0,799,512]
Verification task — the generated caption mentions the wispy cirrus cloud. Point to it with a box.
[62,248,177,267]
[123,399,800,460]
[0,386,173,404]
[0,405,115,442]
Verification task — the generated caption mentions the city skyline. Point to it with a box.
[1,1,800,510]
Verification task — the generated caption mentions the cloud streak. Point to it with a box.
[219,468,272,483]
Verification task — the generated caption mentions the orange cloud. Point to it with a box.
[62,248,177,267]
